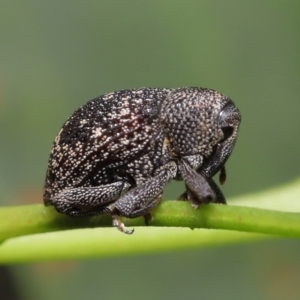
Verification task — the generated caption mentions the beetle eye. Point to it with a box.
[221,126,234,141]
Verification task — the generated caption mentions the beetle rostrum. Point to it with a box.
[43,87,241,234]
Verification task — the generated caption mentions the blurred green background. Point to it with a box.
[0,1,300,299]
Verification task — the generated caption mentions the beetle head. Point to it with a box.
[161,87,241,177]
[200,99,241,178]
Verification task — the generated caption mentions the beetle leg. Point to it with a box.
[51,181,130,217]
[108,161,176,233]
[207,178,226,204]
[219,165,226,185]
[178,160,215,203]
[177,184,188,201]
[112,215,134,235]
[143,212,153,226]
[181,178,226,208]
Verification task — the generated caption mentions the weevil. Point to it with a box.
[43,87,241,234]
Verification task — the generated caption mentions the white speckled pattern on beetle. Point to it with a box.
[44,87,241,234]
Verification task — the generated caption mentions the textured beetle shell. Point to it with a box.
[44,87,231,205]
[44,88,171,204]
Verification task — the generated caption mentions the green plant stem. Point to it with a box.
[0,178,300,264]
[1,202,300,242]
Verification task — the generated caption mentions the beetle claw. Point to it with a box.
[112,215,134,234]
[143,213,153,226]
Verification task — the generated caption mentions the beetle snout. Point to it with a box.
[200,101,241,179]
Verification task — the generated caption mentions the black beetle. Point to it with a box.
[44,87,241,233]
